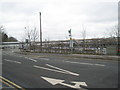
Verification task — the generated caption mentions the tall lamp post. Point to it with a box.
[39,12,42,52]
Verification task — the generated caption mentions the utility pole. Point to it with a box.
[39,12,42,52]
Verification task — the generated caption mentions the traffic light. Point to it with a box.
[25,39,28,43]
[68,29,71,34]
[68,29,71,37]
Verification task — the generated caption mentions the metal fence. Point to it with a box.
[20,37,118,55]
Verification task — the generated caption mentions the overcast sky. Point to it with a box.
[0,0,118,41]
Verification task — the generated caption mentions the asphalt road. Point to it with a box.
[2,50,118,89]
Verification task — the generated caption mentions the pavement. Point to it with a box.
[1,49,119,89]
[70,54,119,60]
[14,49,120,61]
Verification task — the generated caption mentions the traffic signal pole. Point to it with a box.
[68,29,73,54]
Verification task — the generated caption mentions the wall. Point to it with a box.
[106,45,117,55]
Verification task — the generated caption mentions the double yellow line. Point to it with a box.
[0,76,25,90]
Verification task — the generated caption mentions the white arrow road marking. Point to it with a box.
[41,76,64,85]
[41,76,87,89]
[25,57,37,62]
[65,61,105,67]
[4,59,21,64]
[34,65,79,76]
[71,81,87,88]
[46,64,79,76]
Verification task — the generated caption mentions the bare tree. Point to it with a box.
[81,24,87,51]
[0,25,4,43]
[0,25,4,33]
[106,25,118,38]
[25,26,32,42]
[31,27,39,43]
[81,24,87,40]
[31,27,39,51]
[24,26,39,51]
[112,25,118,37]
[0,25,9,42]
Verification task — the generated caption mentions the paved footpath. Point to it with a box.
[14,50,120,61]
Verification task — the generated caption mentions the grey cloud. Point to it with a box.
[83,2,118,23]
[0,1,43,15]
[0,0,118,41]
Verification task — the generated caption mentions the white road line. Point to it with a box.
[4,59,21,64]
[94,64,105,66]
[46,64,79,76]
[65,61,105,67]
[33,65,79,76]
[73,58,78,59]
[25,57,37,62]
[40,58,50,61]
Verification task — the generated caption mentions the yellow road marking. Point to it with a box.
[0,78,14,88]
[0,76,25,90]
